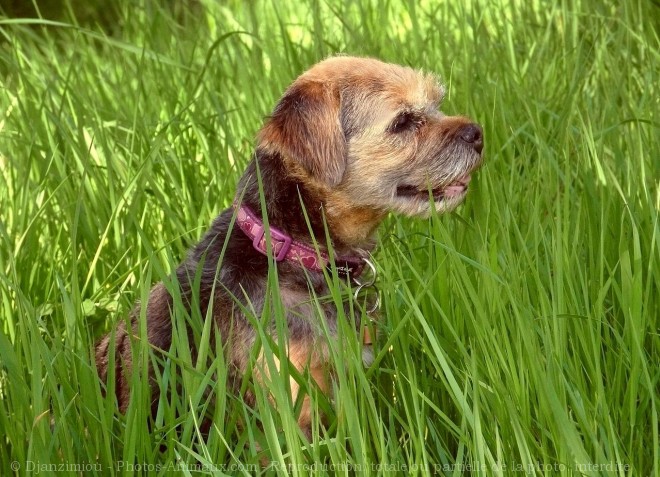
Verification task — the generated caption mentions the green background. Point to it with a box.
[0,1,658,475]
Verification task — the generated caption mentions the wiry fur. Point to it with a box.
[95,56,484,436]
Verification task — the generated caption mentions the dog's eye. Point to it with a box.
[389,112,421,133]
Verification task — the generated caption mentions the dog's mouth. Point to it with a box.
[396,174,472,200]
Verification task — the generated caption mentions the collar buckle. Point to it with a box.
[251,224,293,262]
[234,202,365,278]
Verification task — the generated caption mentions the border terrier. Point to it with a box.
[95,56,484,437]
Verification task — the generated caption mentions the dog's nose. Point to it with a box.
[458,123,483,154]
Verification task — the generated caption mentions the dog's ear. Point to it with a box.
[258,79,346,186]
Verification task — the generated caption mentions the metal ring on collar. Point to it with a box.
[353,257,377,287]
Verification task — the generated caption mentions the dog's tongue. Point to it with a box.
[443,174,472,197]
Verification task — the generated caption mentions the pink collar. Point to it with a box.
[234,203,365,278]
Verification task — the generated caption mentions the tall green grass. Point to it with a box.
[1,0,658,475]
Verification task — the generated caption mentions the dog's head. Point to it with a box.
[258,56,483,239]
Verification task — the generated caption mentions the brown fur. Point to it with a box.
[95,56,484,436]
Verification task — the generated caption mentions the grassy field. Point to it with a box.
[1,0,658,475]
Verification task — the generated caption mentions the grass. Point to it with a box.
[0,0,658,475]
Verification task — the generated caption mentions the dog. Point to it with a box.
[95,56,484,438]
